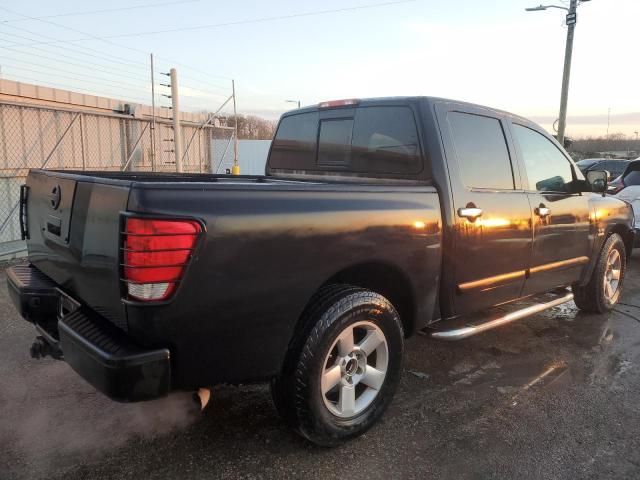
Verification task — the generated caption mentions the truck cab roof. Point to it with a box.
[284,96,534,127]
[269,96,538,183]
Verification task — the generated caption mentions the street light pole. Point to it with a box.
[526,0,589,146]
[286,99,301,109]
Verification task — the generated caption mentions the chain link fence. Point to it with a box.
[0,100,234,258]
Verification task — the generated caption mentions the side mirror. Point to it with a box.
[587,170,608,195]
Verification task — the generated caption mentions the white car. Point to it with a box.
[612,160,640,245]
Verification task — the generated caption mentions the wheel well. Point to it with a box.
[323,262,416,337]
[609,224,633,259]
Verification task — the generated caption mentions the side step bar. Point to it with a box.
[431,293,574,341]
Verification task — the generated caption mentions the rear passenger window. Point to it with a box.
[448,112,515,190]
[317,118,353,167]
[351,106,421,174]
[269,112,319,170]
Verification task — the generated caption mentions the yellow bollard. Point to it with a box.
[231,164,240,175]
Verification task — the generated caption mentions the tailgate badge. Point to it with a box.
[48,185,61,210]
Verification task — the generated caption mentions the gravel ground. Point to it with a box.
[1,254,640,480]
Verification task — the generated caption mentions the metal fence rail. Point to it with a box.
[0,100,233,258]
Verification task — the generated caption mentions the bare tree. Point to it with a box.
[225,115,277,140]
[569,134,639,157]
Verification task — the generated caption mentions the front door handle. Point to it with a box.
[458,206,483,221]
[535,205,551,217]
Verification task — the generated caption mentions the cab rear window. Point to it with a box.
[269,106,423,176]
[268,111,319,170]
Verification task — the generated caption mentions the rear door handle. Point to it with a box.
[535,205,551,217]
[458,207,483,221]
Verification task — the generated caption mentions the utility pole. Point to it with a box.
[556,0,578,146]
[149,54,157,172]
[170,68,183,173]
[526,0,590,146]
[606,107,611,138]
[231,79,240,175]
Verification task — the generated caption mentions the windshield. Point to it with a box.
[576,159,600,169]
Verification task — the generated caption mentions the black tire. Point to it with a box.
[573,233,626,313]
[270,284,361,427]
[271,284,404,446]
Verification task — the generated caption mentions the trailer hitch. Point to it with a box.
[30,336,64,360]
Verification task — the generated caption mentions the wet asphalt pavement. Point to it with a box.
[2,256,640,480]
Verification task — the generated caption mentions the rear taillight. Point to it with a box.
[122,218,202,301]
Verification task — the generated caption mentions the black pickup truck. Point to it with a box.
[7,97,635,445]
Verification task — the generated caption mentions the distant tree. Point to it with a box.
[569,133,638,157]
[224,114,277,140]
[198,112,277,140]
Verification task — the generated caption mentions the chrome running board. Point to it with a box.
[431,293,574,341]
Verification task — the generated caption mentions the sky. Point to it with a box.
[0,0,638,138]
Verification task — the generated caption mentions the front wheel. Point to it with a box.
[271,285,404,446]
[573,233,626,313]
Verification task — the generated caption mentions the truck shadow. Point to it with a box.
[5,291,639,480]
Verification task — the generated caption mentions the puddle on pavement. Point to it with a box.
[537,301,578,321]
[402,299,635,408]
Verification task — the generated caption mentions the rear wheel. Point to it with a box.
[573,233,626,313]
[271,285,404,446]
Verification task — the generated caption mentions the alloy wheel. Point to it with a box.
[321,321,388,418]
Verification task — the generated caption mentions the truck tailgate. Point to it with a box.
[25,170,129,330]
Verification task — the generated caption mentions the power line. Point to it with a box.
[0,5,235,82]
[178,83,230,98]
[157,72,230,92]
[0,31,148,77]
[0,0,417,86]
[0,36,149,79]
[0,57,151,93]
[3,0,417,44]
[0,0,208,22]
[0,63,151,95]
[0,41,152,84]
[0,22,150,71]
[0,73,151,104]
[155,58,233,82]
[1,63,228,112]
[0,29,232,105]
[1,4,345,103]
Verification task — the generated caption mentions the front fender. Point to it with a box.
[578,195,634,286]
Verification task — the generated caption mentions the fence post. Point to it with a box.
[79,113,86,170]
[170,68,183,173]
[150,53,157,173]
[231,79,239,175]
